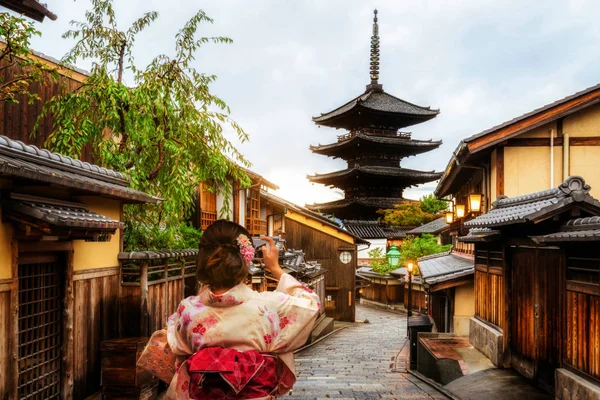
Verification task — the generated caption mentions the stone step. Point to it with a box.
[309,315,334,343]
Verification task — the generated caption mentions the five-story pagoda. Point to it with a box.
[307,10,443,221]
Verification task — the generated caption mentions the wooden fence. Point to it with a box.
[119,250,198,337]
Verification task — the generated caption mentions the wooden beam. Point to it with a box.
[468,95,600,153]
[429,276,474,292]
[73,266,119,281]
[504,136,600,147]
[62,248,75,399]
[9,240,18,399]
[496,147,504,197]
[18,241,73,253]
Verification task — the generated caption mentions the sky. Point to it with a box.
[24,0,600,207]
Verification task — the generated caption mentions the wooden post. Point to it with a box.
[140,261,149,337]
[164,262,169,327]
[62,247,75,399]
[496,147,504,196]
[9,240,18,399]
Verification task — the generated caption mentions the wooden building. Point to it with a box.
[459,176,600,397]
[259,190,369,322]
[406,217,451,245]
[0,0,57,22]
[416,251,474,335]
[0,135,158,399]
[356,266,405,308]
[195,168,279,236]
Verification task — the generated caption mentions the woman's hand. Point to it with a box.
[260,237,284,280]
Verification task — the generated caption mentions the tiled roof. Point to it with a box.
[532,216,600,243]
[313,89,439,124]
[0,135,127,184]
[4,193,123,231]
[0,152,159,203]
[307,197,405,212]
[417,251,474,286]
[259,190,370,246]
[342,220,409,239]
[308,165,443,183]
[407,217,449,235]
[310,133,441,154]
[458,228,501,243]
[464,177,600,228]
[118,249,199,260]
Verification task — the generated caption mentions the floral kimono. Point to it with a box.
[165,273,320,399]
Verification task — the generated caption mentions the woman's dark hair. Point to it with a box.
[196,219,254,290]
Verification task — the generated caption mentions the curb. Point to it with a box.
[406,370,461,400]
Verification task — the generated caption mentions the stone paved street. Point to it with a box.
[287,305,446,400]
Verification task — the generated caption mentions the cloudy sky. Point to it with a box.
[27,0,600,206]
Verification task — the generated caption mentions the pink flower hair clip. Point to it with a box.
[236,234,255,263]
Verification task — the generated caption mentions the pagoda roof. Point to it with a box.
[312,88,439,130]
[307,165,443,188]
[306,197,405,219]
[310,131,442,158]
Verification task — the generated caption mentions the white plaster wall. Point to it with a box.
[358,238,387,259]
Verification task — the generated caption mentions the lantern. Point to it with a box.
[455,204,466,219]
[407,261,414,274]
[468,193,483,213]
[445,211,454,224]
[386,245,401,268]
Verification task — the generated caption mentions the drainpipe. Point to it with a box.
[563,132,570,180]
[550,129,554,188]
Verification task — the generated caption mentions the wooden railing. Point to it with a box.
[246,218,267,236]
[337,129,412,142]
[119,250,198,337]
[201,210,217,230]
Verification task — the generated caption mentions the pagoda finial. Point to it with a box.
[367,9,383,92]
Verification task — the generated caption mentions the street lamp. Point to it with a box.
[386,245,401,269]
[406,262,414,318]
[445,211,454,224]
[455,204,466,219]
[468,193,483,214]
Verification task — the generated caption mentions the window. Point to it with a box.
[339,251,352,264]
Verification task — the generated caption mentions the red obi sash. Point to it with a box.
[186,347,279,399]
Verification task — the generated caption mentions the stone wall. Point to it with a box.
[469,317,503,367]
[555,369,600,400]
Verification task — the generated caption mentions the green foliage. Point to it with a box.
[0,13,57,104]
[368,247,390,275]
[399,234,452,273]
[37,0,251,234]
[378,195,448,227]
[420,194,448,215]
[123,222,202,251]
[378,201,436,226]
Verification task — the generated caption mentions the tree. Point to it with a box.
[399,234,451,273]
[420,194,448,215]
[0,13,56,104]
[378,200,436,226]
[368,247,390,275]
[38,0,251,233]
[378,195,448,227]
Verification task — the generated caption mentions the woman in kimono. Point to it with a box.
[165,219,320,399]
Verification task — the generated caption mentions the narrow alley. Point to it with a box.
[288,305,446,400]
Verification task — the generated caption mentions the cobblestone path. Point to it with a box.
[287,305,446,400]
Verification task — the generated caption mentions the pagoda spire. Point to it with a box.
[367,9,383,92]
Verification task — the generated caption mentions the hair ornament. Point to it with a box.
[236,234,255,263]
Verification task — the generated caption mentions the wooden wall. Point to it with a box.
[361,281,403,304]
[474,245,505,329]
[0,58,96,162]
[404,286,427,314]
[284,218,357,321]
[72,267,120,400]
[0,280,10,399]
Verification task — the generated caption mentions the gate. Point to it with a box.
[510,246,561,390]
[18,253,62,400]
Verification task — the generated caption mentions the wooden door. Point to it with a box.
[18,253,63,400]
[510,247,561,390]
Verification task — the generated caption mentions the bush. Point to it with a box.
[123,222,202,251]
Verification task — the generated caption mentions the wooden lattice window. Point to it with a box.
[246,189,266,236]
[566,250,600,295]
[200,182,217,230]
[18,253,63,400]
[474,244,504,329]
